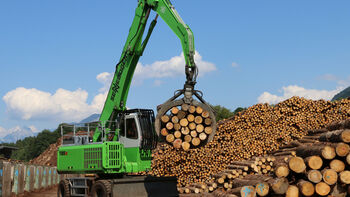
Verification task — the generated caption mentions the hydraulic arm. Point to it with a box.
[93,0,213,142]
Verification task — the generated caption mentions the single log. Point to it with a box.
[240,186,256,197]
[339,170,350,184]
[184,135,192,143]
[195,116,203,124]
[322,169,337,185]
[295,145,336,160]
[202,110,210,118]
[230,161,255,167]
[199,133,207,141]
[329,159,345,173]
[187,114,195,122]
[204,127,213,135]
[188,122,196,130]
[166,122,174,130]
[171,107,179,115]
[305,155,323,170]
[286,185,299,197]
[192,137,201,146]
[255,182,269,197]
[288,156,306,173]
[174,131,182,139]
[275,163,289,178]
[188,105,196,114]
[190,130,198,138]
[161,115,170,123]
[213,174,225,184]
[336,142,350,157]
[196,124,204,133]
[173,139,182,149]
[177,110,186,119]
[160,128,168,136]
[171,116,179,124]
[166,134,175,143]
[297,180,314,197]
[181,127,190,135]
[315,182,330,196]
[307,170,322,184]
[204,118,212,125]
[318,129,350,143]
[180,119,189,127]
[268,177,289,194]
[196,106,203,114]
[181,104,189,112]
[182,141,190,151]
[173,123,181,131]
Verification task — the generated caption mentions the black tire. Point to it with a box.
[91,180,112,197]
[57,179,71,197]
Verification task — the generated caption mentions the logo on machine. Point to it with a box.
[111,61,126,101]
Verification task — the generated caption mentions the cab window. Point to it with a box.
[126,118,138,139]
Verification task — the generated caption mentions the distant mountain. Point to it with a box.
[0,126,36,143]
[80,114,100,123]
[332,86,350,101]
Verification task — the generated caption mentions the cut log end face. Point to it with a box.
[306,156,323,170]
[330,159,345,173]
[271,178,289,194]
[289,157,306,173]
[286,185,299,197]
[322,169,338,185]
[340,171,350,184]
[322,146,336,160]
[275,165,289,178]
[336,142,350,157]
[341,130,350,143]
[298,181,314,197]
[255,182,269,197]
[240,186,256,197]
[315,182,330,196]
[307,170,322,184]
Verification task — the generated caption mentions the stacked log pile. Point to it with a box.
[151,97,350,187]
[179,119,350,196]
[159,104,214,150]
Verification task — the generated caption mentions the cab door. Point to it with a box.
[119,114,141,148]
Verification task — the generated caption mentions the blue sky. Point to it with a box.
[1,0,350,134]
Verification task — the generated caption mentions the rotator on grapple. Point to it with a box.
[57,0,216,196]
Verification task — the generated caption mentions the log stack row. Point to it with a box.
[151,97,350,187]
[180,119,350,196]
[159,104,214,150]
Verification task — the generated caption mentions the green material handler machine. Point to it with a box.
[57,0,216,196]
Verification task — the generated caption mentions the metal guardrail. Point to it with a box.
[0,160,82,197]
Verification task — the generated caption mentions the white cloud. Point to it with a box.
[258,85,343,104]
[0,126,7,138]
[3,87,102,122]
[2,52,215,123]
[133,51,216,84]
[231,62,239,68]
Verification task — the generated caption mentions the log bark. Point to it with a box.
[318,129,350,143]
[267,178,289,195]
[295,145,335,160]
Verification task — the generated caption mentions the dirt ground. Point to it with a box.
[25,186,57,197]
